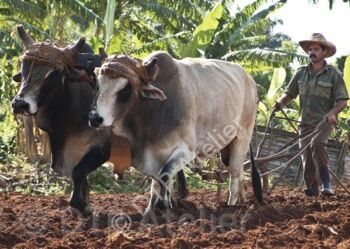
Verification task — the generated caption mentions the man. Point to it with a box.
[273,33,348,197]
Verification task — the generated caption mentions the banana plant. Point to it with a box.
[266,68,286,108]
[338,55,350,120]
[181,2,223,58]
[104,0,116,48]
[343,55,350,102]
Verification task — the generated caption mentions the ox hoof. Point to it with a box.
[70,206,93,218]
[142,209,153,222]
[155,198,172,210]
[177,186,189,199]
[81,206,93,217]
[227,197,238,206]
[69,199,93,217]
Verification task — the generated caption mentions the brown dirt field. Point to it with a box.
[1,186,350,249]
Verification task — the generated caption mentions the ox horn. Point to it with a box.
[143,57,159,82]
[143,57,158,68]
[67,38,86,55]
[17,25,34,48]
[99,47,108,62]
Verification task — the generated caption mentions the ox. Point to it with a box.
[11,27,188,216]
[89,51,261,213]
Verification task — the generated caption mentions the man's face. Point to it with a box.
[308,43,327,63]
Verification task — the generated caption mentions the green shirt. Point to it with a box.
[286,62,349,125]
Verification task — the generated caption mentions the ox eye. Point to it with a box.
[117,83,132,103]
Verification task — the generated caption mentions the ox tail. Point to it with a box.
[249,144,263,204]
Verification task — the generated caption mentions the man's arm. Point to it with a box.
[324,99,348,125]
[272,93,294,113]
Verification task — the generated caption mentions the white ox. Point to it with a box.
[89,51,258,213]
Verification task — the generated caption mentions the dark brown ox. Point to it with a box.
[11,26,134,216]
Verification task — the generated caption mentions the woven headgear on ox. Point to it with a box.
[100,55,151,89]
[21,42,75,71]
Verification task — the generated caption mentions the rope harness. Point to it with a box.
[99,55,151,87]
[21,42,75,71]
[20,42,96,91]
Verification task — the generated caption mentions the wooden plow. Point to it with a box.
[243,110,350,195]
[191,110,349,199]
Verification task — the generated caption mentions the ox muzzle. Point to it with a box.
[88,110,104,128]
[12,97,30,114]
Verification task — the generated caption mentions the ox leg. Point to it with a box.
[227,136,251,206]
[155,149,194,210]
[145,169,188,215]
[70,174,90,215]
[70,146,110,216]
[82,179,90,204]
[145,179,162,213]
[145,175,174,211]
[176,169,189,198]
[220,146,230,167]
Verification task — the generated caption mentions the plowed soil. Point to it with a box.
[1,186,350,248]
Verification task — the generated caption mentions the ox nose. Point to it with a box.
[89,111,104,127]
[12,97,29,114]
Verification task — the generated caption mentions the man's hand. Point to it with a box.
[324,100,348,125]
[272,101,282,114]
[325,111,337,125]
[272,94,294,114]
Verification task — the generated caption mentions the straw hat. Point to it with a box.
[299,33,336,58]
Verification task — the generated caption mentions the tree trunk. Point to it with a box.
[39,130,51,164]
[15,115,51,164]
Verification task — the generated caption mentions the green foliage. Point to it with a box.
[60,0,104,26]
[88,166,149,194]
[1,0,47,23]
[0,155,70,195]
[223,48,307,73]
[184,169,220,190]
[344,55,350,104]
[0,159,151,195]
[0,56,18,102]
[181,2,223,58]
[132,0,195,32]
[266,68,286,107]
[0,104,17,163]
[0,49,19,164]
[104,0,116,47]
[337,55,350,137]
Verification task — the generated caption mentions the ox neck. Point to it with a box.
[34,72,74,132]
[41,73,66,111]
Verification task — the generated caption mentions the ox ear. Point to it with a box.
[139,84,167,101]
[12,72,22,83]
[143,57,159,82]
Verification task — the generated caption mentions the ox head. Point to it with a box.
[12,25,87,115]
[89,55,166,128]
